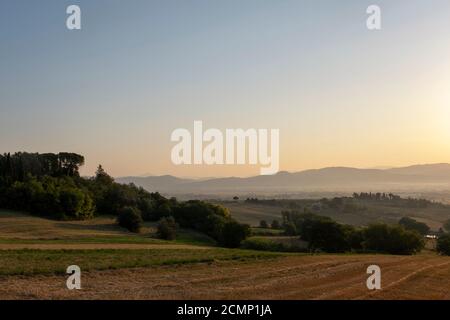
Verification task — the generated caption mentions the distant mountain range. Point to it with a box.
[116,164,450,196]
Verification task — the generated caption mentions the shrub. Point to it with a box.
[307,220,353,253]
[283,222,297,236]
[59,188,95,220]
[399,217,430,235]
[437,234,450,256]
[117,206,143,233]
[219,221,250,248]
[363,223,424,255]
[259,220,268,228]
[156,216,178,240]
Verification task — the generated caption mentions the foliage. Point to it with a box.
[436,233,450,256]
[398,217,430,235]
[280,209,425,255]
[0,152,250,247]
[117,206,143,233]
[219,220,251,248]
[156,216,178,240]
[307,220,354,253]
[363,223,425,255]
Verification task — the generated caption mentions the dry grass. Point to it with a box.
[1,253,449,300]
[1,209,449,300]
[0,210,132,240]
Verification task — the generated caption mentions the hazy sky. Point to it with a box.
[1,0,450,177]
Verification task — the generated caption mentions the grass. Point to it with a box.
[0,209,216,246]
[242,236,308,252]
[0,248,282,276]
[217,200,450,229]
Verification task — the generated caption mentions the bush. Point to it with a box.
[219,221,250,248]
[437,234,450,256]
[399,217,430,235]
[363,223,424,255]
[283,222,297,236]
[117,206,143,233]
[156,216,178,240]
[59,188,95,220]
[307,220,354,253]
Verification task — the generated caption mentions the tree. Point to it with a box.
[59,187,95,220]
[399,217,430,235]
[219,221,250,248]
[233,196,239,201]
[259,220,268,228]
[156,216,178,240]
[58,153,84,177]
[436,234,450,256]
[138,197,157,221]
[117,207,143,233]
[307,220,353,253]
[283,222,297,236]
[363,223,424,255]
[95,165,114,185]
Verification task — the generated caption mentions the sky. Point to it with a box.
[1,0,450,177]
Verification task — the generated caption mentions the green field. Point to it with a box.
[0,248,280,276]
[218,199,450,229]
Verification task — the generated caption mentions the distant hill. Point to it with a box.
[386,163,450,178]
[117,175,195,191]
[116,164,450,196]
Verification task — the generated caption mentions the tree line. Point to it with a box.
[281,210,425,255]
[0,152,249,248]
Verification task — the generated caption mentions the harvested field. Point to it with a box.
[1,253,449,300]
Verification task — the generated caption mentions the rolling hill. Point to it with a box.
[116,164,450,196]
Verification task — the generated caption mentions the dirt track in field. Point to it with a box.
[1,254,449,300]
[0,243,207,250]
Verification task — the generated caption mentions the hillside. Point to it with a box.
[215,197,450,230]
[1,209,449,300]
[117,164,450,196]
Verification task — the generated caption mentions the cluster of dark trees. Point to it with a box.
[398,217,430,235]
[0,152,85,181]
[281,210,425,255]
[352,192,433,208]
[0,152,250,248]
[353,192,401,201]
[436,219,450,256]
[437,234,450,255]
